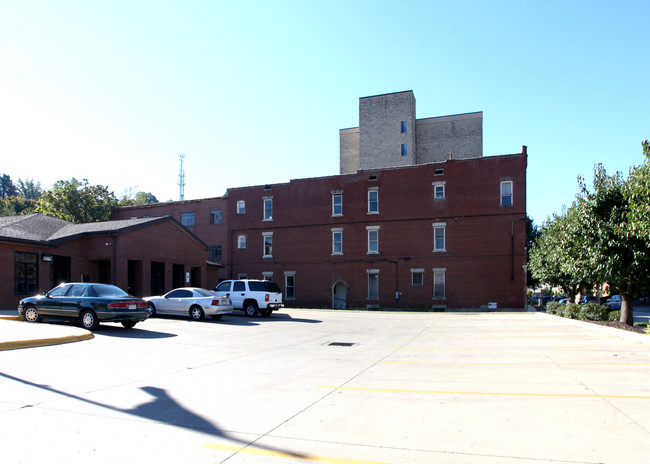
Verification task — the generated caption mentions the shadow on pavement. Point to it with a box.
[1,371,310,460]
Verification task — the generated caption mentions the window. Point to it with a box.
[433,269,446,299]
[209,246,222,261]
[332,228,343,255]
[368,188,378,214]
[401,120,408,133]
[262,272,273,282]
[367,226,379,254]
[181,212,195,226]
[433,181,446,200]
[501,180,513,206]
[433,223,446,251]
[263,197,273,221]
[411,269,424,286]
[332,192,343,216]
[215,281,231,292]
[14,252,37,295]
[401,143,408,157]
[237,201,246,215]
[237,234,246,249]
[210,210,222,224]
[263,232,273,257]
[367,270,379,300]
[233,281,246,292]
[285,272,295,300]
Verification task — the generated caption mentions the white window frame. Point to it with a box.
[367,188,379,214]
[432,223,446,252]
[263,197,273,221]
[237,200,246,215]
[332,228,343,255]
[433,268,446,299]
[237,234,246,249]
[433,181,446,200]
[263,232,273,258]
[332,192,343,216]
[262,272,273,281]
[284,272,296,300]
[411,268,424,286]
[367,226,380,254]
[501,180,513,207]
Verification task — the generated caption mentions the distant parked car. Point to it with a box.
[213,279,282,317]
[579,295,598,304]
[144,287,233,320]
[606,295,621,310]
[18,283,149,330]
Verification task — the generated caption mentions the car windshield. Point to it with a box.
[89,284,129,297]
[194,288,213,297]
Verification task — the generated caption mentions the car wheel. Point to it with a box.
[244,302,258,317]
[122,321,137,329]
[80,310,99,330]
[147,302,157,317]
[189,306,204,321]
[24,305,41,323]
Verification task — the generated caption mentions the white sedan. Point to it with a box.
[144,287,233,321]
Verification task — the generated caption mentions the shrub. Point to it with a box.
[545,301,562,315]
[579,303,609,321]
[561,303,581,319]
[608,310,621,322]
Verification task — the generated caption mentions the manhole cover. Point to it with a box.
[328,342,355,347]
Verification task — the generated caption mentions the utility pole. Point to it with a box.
[178,154,185,201]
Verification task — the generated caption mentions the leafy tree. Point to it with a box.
[0,196,37,216]
[0,174,17,198]
[576,164,650,325]
[625,140,650,240]
[118,188,159,207]
[528,205,592,303]
[16,178,44,200]
[35,178,117,223]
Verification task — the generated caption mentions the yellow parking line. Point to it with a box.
[319,386,650,400]
[203,443,395,464]
[367,360,650,366]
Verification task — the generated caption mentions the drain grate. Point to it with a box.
[328,342,355,347]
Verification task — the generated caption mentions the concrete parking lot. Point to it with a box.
[1,309,649,463]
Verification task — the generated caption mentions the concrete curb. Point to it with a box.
[0,319,94,351]
[536,311,650,344]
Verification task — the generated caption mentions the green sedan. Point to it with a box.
[18,283,149,330]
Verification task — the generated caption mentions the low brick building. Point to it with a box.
[0,214,209,309]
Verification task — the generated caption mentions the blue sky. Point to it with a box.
[1,0,648,225]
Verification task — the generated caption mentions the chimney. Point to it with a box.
[521,145,527,155]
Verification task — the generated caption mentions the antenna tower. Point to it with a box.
[178,153,186,201]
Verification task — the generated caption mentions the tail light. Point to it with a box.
[211,299,220,306]
[265,294,270,302]
[108,301,147,309]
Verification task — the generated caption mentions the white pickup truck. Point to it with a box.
[213,279,283,317]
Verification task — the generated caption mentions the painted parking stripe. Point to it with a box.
[367,360,650,366]
[319,385,650,400]
[203,443,395,464]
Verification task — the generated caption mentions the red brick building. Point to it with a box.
[0,214,209,309]
[114,151,527,310]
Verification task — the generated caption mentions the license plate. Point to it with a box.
[129,304,137,310]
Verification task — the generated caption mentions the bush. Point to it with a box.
[579,303,609,321]
[608,310,621,322]
[545,301,562,315]
[561,303,581,319]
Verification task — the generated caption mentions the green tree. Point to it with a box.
[625,140,650,240]
[16,178,44,200]
[36,178,117,223]
[576,164,650,325]
[0,196,37,216]
[0,174,17,198]
[528,205,592,303]
[118,188,159,206]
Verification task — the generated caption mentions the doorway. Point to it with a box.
[332,282,347,309]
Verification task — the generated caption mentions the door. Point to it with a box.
[332,282,347,309]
